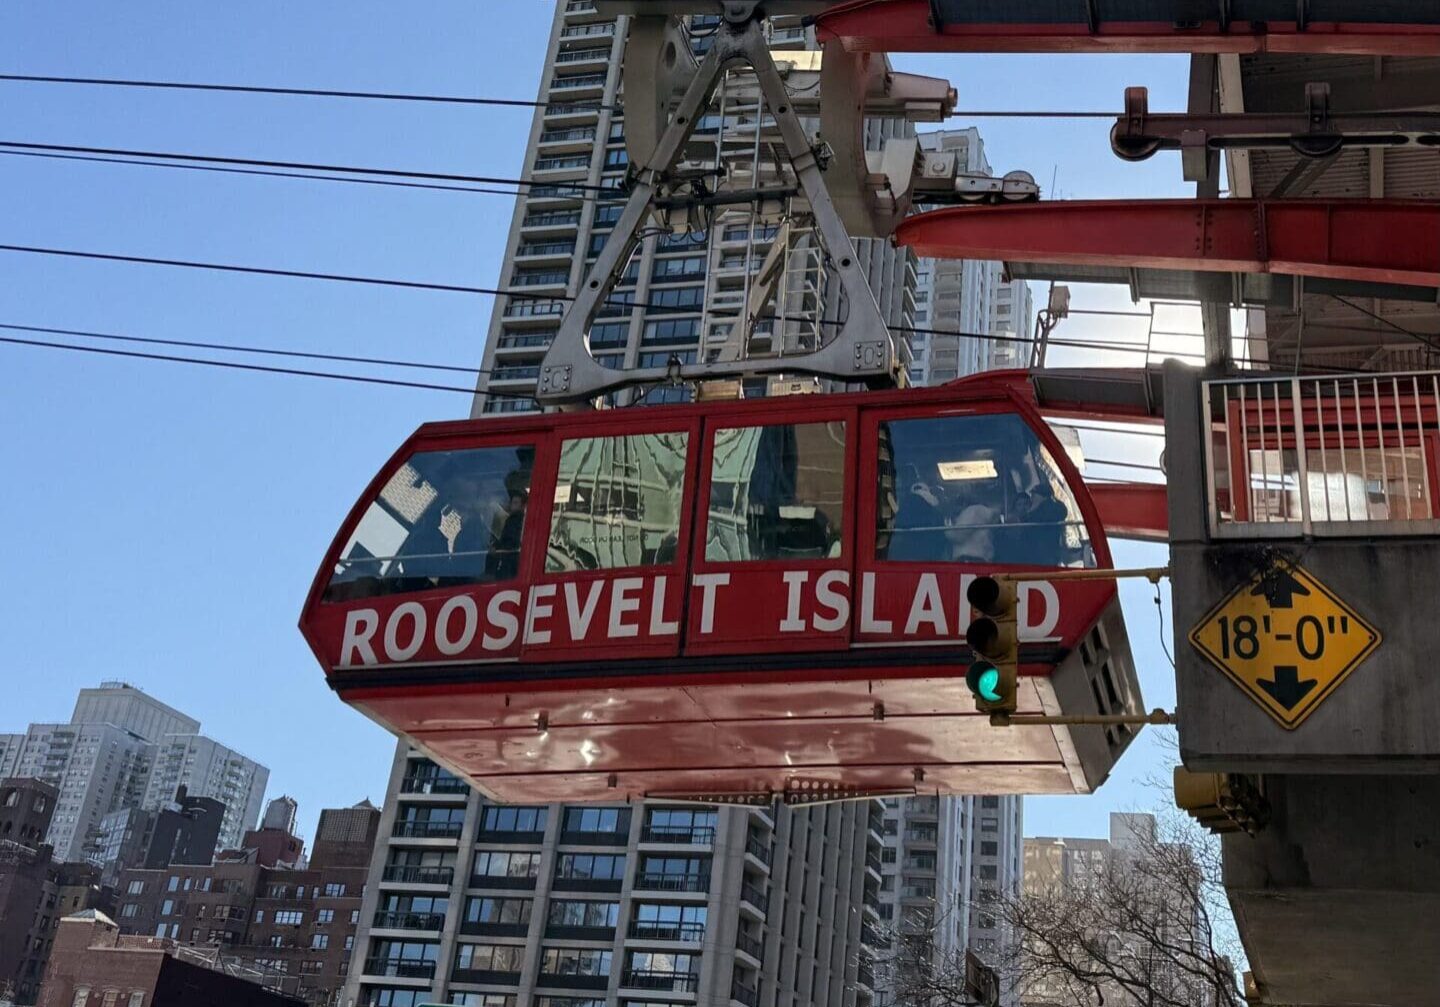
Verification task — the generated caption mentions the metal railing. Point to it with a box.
[361,957,436,979]
[736,929,764,960]
[731,979,761,1006]
[634,872,710,893]
[399,775,468,795]
[630,921,705,942]
[371,910,445,931]
[745,835,772,865]
[1203,371,1440,537]
[391,820,462,839]
[740,883,769,912]
[623,969,700,992]
[640,825,715,845]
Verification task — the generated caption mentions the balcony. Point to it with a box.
[372,910,445,932]
[629,922,704,943]
[731,979,760,1006]
[559,21,615,40]
[496,331,554,352]
[559,828,630,846]
[380,864,454,887]
[739,883,768,914]
[545,923,617,941]
[904,829,938,847]
[866,852,883,875]
[475,825,546,844]
[399,775,468,796]
[857,962,876,989]
[460,919,529,938]
[488,365,541,384]
[548,73,608,100]
[622,970,700,993]
[551,875,624,894]
[535,972,609,991]
[502,299,566,322]
[391,820,462,840]
[735,929,763,962]
[553,48,610,67]
[515,240,577,264]
[450,967,521,986]
[908,797,940,818]
[521,210,582,231]
[639,825,715,846]
[634,873,710,894]
[468,873,538,891]
[744,836,772,867]
[361,957,436,980]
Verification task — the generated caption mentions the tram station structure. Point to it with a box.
[302,3,1440,1003]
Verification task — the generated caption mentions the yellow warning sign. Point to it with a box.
[1189,561,1381,729]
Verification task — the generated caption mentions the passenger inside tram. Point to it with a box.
[878,413,1091,567]
[325,446,534,600]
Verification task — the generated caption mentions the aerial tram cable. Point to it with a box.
[0,73,621,112]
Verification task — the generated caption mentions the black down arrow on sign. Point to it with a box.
[1257,665,1318,710]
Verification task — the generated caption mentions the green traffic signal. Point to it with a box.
[967,662,1002,702]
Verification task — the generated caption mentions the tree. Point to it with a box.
[872,795,1242,1007]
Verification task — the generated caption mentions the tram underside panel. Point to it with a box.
[337,594,1139,802]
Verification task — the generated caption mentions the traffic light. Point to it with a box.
[965,575,1018,715]
[1173,768,1270,836]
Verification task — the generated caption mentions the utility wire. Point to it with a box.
[0,333,532,397]
[0,149,556,199]
[0,140,617,193]
[0,73,618,111]
[0,322,488,376]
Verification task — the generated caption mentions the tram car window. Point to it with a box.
[546,432,690,572]
[875,413,1093,567]
[324,445,534,601]
[706,421,847,562]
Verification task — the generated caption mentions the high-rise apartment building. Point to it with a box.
[140,735,269,855]
[471,1,917,415]
[4,684,268,863]
[871,794,1022,1007]
[908,128,1034,386]
[345,743,886,1007]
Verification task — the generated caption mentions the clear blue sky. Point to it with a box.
[0,3,1193,846]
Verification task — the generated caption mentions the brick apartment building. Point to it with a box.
[38,910,304,1007]
[0,778,111,1004]
[113,802,379,1006]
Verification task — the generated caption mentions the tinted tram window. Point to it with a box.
[875,414,1093,567]
[706,422,846,562]
[324,445,534,601]
[547,432,689,571]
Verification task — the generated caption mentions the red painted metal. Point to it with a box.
[815,0,1440,56]
[896,200,1440,290]
[1088,483,1169,542]
[299,370,1152,802]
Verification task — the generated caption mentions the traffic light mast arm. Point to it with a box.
[1036,566,1170,584]
[989,708,1177,727]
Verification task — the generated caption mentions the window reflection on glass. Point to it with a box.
[324,447,533,600]
[706,422,846,562]
[876,414,1092,567]
[325,446,534,601]
[547,432,689,571]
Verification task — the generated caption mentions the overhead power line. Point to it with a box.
[0,73,618,111]
[0,149,549,199]
[0,140,616,193]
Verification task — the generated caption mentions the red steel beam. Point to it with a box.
[895,199,1440,290]
[1088,483,1169,542]
[814,0,1440,56]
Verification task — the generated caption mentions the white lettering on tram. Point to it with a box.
[859,572,892,634]
[483,590,521,651]
[608,578,642,638]
[813,570,850,633]
[780,571,809,633]
[903,573,947,636]
[692,573,730,634]
[334,570,1077,666]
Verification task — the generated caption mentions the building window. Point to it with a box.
[125,881,144,895]
[450,995,516,1007]
[981,796,1000,809]
[562,807,627,835]
[454,943,525,973]
[127,994,144,1007]
[981,818,998,832]
[554,853,626,881]
[254,911,264,923]
[472,851,542,882]
[980,841,998,856]
[466,896,533,926]
[540,947,612,977]
[323,883,346,897]
[120,904,138,919]
[350,910,360,924]
[274,911,305,925]
[316,909,334,924]
[311,934,330,950]
[979,865,998,880]
[481,806,548,834]
[268,935,284,948]
[71,988,89,1007]
[548,900,619,928]
[344,935,355,951]
[160,901,174,916]
[640,318,701,346]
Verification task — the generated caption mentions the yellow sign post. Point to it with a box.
[1189,560,1381,729]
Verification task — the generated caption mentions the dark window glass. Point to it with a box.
[875,413,1092,567]
[325,446,534,601]
[548,900,620,927]
[547,433,689,572]
[555,854,626,880]
[707,422,846,562]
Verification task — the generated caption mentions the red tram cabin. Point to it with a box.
[299,371,1146,803]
